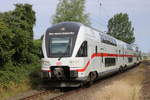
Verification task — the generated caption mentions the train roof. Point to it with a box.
[46,22,82,35]
[53,21,82,27]
[46,22,137,50]
[47,21,104,34]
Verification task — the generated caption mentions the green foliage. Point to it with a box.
[0,4,41,92]
[0,18,15,67]
[52,0,90,25]
[2,4,36,64]
[107,13,135,44]
[0,62,41,89]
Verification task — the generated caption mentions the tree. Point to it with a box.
[52,0,90,25]
[12,4,36,63]
[0,18,15,67]
[107,13,135,44]
[2,4,36,64]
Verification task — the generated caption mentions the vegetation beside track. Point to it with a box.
[0,1,91,99]
[0,4,42,99]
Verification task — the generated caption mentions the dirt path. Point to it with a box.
[60,62,148,100]
[140,61,150,100]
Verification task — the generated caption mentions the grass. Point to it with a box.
[0,80,31,100]
[0,62,41,100]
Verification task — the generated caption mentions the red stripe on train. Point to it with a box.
[77,61,90,72]
[42,53,137,73]
[91,53,136,58]
[78,53,137,72]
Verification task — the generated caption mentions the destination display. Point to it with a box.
[49,32,75,35]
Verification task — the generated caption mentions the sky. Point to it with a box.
[0,0,150,53]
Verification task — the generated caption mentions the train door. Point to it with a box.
[92,45,101,72]
[120,47,126,67]
[117,48,122,67]
[99,43,105,73]
[122,47,125,66]
[76,40,89,66]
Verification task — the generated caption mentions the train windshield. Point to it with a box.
[45,22,80,58]
[50,37,71,55]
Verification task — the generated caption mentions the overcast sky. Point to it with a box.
[0,0,150,53]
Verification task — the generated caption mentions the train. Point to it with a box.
[41,22,142,87]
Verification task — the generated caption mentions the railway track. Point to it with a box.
[19,90,52,100]
[19,87,83,100]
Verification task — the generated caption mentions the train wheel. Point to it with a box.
[86,72,97,87]
[124,65,127,71]
[119,66,124,73]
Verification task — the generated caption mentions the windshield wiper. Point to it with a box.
[58,44,70,61]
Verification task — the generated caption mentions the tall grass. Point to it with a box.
[0,62,41,100]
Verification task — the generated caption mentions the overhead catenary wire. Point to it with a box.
[101,6,111,20]
[97,0,112,19]
[89,0,110,31]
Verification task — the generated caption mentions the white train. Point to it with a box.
[41,22,142,87]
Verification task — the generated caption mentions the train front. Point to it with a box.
[41,22,84,87]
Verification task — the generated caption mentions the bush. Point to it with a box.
[0,19,15,68]
[0,61,41,89]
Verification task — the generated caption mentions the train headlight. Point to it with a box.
[42,61,50,66]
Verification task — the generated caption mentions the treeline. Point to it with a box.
[0,4,41,92]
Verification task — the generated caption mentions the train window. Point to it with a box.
[137,57,139,61]
[50,37,71,54]
[105,58,116,67]
[119,50,121,54]
[76,41,87,57]
[101,35,117,46]
[41,49,44,58]
[127,44,134,50]
[128,57,133,63]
